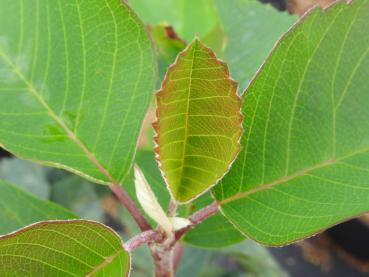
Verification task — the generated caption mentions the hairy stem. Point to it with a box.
[173,243,184,273]
[167,199,177,217]
[175,201,219,240]
[110,184,152,231]
[124,230,162,251]
[150,235,175,277]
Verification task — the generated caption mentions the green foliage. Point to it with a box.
[214,0,296,91]
[183,213,245,248]
[130,0,218,41]
[131,0,296,91]
[0,180,75,234]
[154,40,242,203]
[0,220,130,276]
[0,0,156,185]
[176,241,287,277]
[149,24,187,85]
[1,0,369,275]
[133,150,245,248]
[215,0,369,245]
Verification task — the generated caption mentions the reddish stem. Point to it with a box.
[124,230,162,251]
[173,243,184,273]
[175,201,219,240]
[167,199,177,217]
[110,184,152,231]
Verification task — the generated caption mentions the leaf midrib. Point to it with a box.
[176,47,196,196]
[220,146,369,205]
[85,249,124,277]
[0,48,116,184]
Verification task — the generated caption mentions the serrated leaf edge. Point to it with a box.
[153,39,243,204]
[216,0,361,247]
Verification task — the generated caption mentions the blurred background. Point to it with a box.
[2,0,368,276]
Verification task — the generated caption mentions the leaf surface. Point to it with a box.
[130,150,245,247]
[148,24,186,86]
[214,0,296,91]
[183,214,244,248]
[130,0,218,41]
[0,220,130,276]
[0,0,156,185]
[155,40,242,203]
[0,180,75,234]
[130,0,296,92]
[215,0,369,245]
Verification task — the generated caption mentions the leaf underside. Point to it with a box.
[214,0,296,91]
[154,39,243,203]
[215,0,369,245]
[0,180,76,235]
[0,220,130,277]
[0,0,156,185]
[129,150,245,248]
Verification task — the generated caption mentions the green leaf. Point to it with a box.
[176,246,212,277]
[206,241,287,277]
[0,220,130,276]
[154,39,243,203]
[214,0,296,92]
[177,241,286,277]
[0,180,76,234]
[130,150,245,247]
[183,193,245,248]
[129,0,218,41]
[183,213,245,248]
[117,204,154,277]
[0,0,156,185]
[0,157,50,199]
[130,0,295,92]
[149,24,186,86]
[215,0,369,245]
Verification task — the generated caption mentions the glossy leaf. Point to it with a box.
[0,220,130,276]
[130,0,218,41]
[215,0,369,245]
[214,0,296,91]
[0,0,156,185]
[154,39,242,203]
[130,0,295,92]
[0,180,75,234]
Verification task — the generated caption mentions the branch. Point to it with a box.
[167,199,177,217]
[173,243,184,273]
[123,230,162,251]
[175,201,219,240]
[110,184,152,231]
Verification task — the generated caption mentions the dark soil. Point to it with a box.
[270,220,369,276]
